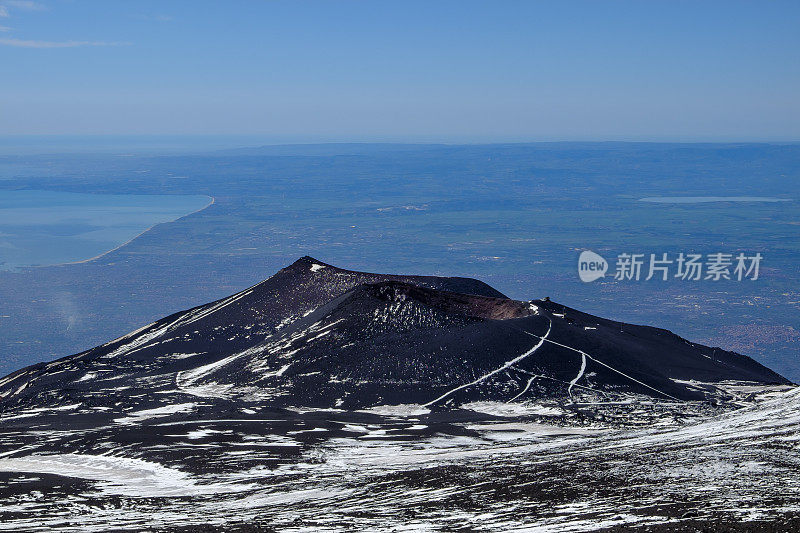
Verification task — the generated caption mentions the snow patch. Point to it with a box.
[360,404,431,417]
[0,454,248,497]
[114,403,197,425]
[462,401,565,417]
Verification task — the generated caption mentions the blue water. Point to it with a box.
[640,196,792,203]
[0,190,212,270]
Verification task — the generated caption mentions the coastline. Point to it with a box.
[31,195,216,268]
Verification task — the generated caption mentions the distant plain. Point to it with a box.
[0,142,797,380]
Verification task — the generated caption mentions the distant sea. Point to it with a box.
[0,190,212,271]
[640,196,792,203]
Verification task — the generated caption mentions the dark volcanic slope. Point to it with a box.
[0,257,789,412]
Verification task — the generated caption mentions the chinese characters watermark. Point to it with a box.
[578,250,762,283]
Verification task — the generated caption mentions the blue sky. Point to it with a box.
[1,0,799,141]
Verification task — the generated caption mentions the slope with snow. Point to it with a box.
[0,257,795,531]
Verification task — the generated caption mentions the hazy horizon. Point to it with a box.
[1,135,799,156]
[2,1,799,140]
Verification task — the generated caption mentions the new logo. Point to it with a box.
[578,250,608,282]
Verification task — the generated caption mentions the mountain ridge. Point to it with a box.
[0,257,789,413]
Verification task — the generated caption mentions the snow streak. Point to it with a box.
[425,318,553,407]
